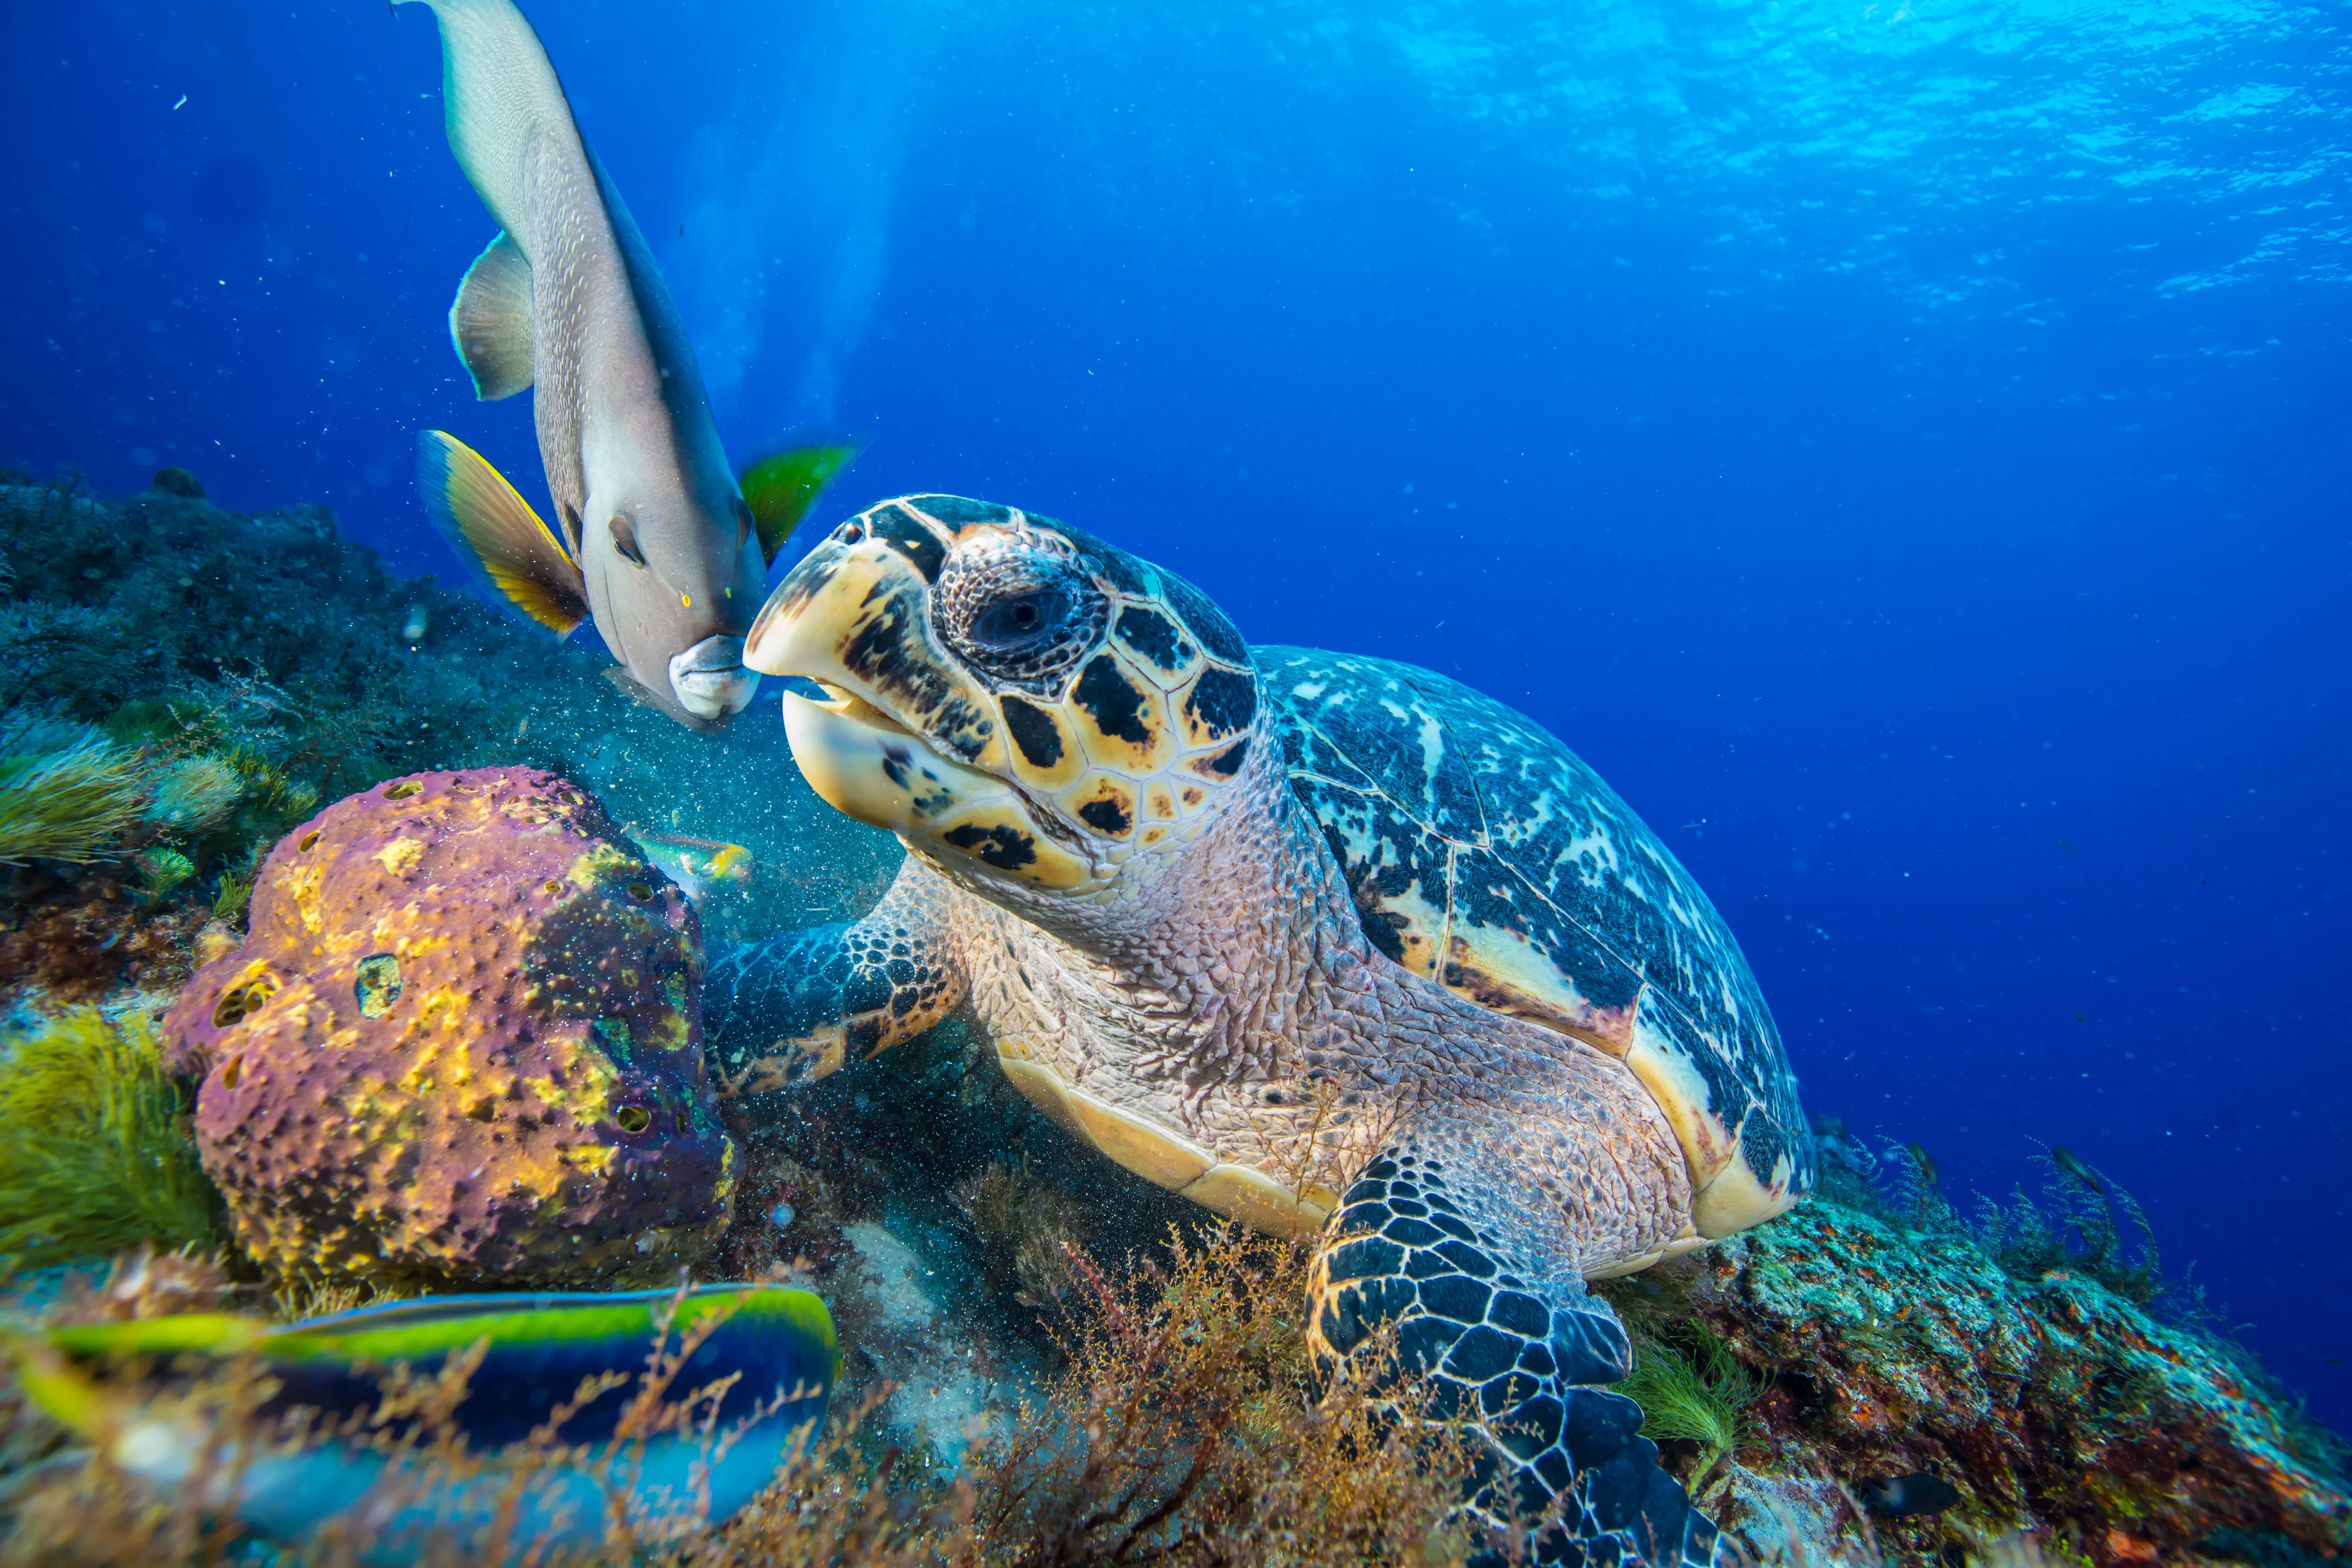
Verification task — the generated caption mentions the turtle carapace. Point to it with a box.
[710,496,1814,1565]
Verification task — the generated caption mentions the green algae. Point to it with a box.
[1621,1323,1756,1482]
[141,752,243,836]
[132,848,196,902]
[210,865,252,922]
[0,1008,228,1272]
[0,726,146,866]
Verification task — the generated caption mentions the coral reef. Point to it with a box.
[708,1012,1218,1468]
[0,470,899,1015]
[1597,1130,2352,1567]
[0,1003,2346,1566]
[0,473,2340,1568]
[159,768,737,1292]
[0,1009,228,1272]
[0,867,211,1002]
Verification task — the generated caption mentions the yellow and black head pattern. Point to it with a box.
[745,496,1260,898]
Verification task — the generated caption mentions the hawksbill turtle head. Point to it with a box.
[745,496,1263,902]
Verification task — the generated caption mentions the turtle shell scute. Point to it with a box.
[1263,646,1814,1218]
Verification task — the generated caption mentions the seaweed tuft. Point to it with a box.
[0,726,146,867]
[0,1008,230,1274]
[1621,1323,1757,1487]
[966,1221,1480,1565]
[1974,1145,2164,1308]
[139,755,243,837]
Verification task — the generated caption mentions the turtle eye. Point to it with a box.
[935,539,1108,684]
[970,589,1070,652]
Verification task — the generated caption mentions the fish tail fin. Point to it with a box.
[739,439,866,566]
[416,430,588,636]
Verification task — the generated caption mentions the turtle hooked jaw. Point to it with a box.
[749,496,1266,904]
[745,531,1105,894]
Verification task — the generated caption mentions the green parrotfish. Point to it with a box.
[4,1284,837,1561]
[399,0,857,730]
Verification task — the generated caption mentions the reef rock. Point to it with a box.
[1598,1140,2351,1567]
[162,768,736,1291]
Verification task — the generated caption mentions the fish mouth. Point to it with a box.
[669,636,758,720]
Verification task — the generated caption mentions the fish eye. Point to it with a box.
[610,512,647,566]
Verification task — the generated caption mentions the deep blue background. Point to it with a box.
[4,0,2346,1422]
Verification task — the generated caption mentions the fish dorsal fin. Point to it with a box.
[450,231,535,401]
[739,441,864,566]
[417,429,587,635]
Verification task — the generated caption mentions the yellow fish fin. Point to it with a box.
[416,430,586,636]
[739,439,864,566]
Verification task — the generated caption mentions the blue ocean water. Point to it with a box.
[2,0,2344,1431]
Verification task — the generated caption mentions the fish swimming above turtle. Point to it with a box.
[705,496,1817,1564]
[396,0,856,730]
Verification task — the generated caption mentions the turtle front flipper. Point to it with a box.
[1306,1144,1719,1568]
[704,858,969,1090]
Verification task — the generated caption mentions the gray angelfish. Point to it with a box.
[400,0,854,730]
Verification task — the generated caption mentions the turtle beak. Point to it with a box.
[746,537,1098,893]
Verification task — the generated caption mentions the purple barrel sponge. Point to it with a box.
[162,769,737,1291]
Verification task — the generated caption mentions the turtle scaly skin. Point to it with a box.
[710,497,1810,1565]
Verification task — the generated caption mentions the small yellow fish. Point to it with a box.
[703,841,753,882]
[632,831,753,905]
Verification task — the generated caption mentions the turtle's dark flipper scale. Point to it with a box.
[1307,1148,1719,1568]
[703,859,968,1090]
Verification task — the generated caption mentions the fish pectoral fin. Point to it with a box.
[739,440,864,566]
[449,231,534,401]
[417,429,587,635]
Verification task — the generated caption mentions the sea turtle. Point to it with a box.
[705,496,1813,1564]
